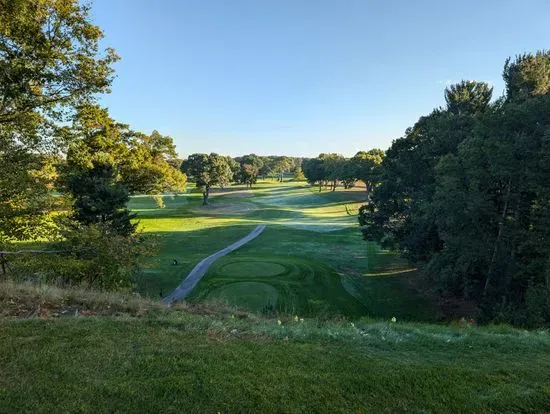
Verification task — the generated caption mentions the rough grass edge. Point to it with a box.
[2,282,549,350]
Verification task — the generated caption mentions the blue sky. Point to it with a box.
[92,0,550,157]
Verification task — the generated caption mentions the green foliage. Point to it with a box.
[256,156,302,181]
[431,93,550,323]
[351,149,384,195]
[0,0,118,125]
[361,52,550,326]
[0,148,60,241]
[303,153,381,192]
[319,153,345,191]
[293,166,306,181]
[302,157,325,190]
[504,50,550,102]
[60,107,134,235]
[0,0,118,241]
[56,223,156,291]
[182,153,234,204]
[9,223,156,291]
[65,163,136,236]
[235,154,264,187]
[120,130,187,196]
[444,80,493,115]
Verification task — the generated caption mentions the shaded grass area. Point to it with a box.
[189,254,367,317]
[204,281,279,313]
[195,225,435,320]
[342,272,437,321]
[1,312,549,413]
[135,226,255,298]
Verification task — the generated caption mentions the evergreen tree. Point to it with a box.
[66,163,136,236]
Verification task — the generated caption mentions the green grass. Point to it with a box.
[1,308,549,413]
[205,281,279,312]
[129,182,438,321]
[189,254,367,317]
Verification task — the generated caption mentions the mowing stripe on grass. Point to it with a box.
[162,224,266,305]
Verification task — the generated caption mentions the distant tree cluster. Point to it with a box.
[360,52,550,326]
[257,156,301,181]
[302,150,384,195]
[181,154,303,204]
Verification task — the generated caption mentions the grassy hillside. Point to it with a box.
[130,182,439,321]
[0,283,549,413]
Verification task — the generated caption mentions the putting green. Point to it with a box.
[189,254,370,317]
[206,282,278,312]
[218,261,287,277]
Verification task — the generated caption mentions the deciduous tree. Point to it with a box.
[182,153,233,204]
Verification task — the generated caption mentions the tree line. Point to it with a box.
[359,52,550,326]
[302,150,384,194]
[181,154,302,204]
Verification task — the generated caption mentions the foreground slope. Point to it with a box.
[1,284,549,413]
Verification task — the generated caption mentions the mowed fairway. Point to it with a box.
[130,181,437,320]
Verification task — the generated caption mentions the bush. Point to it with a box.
[8,223,157,291]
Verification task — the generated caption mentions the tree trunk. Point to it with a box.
[318,182,322,192]
[365,183,371,201]
[1,254,6,277]
[484,177,512,296]
[202,186,210,205]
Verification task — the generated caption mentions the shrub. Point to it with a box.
[8,223,157,291]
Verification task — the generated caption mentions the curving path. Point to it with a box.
[162,224,266,305]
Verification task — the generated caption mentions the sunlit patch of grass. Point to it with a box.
[365,268,418,276]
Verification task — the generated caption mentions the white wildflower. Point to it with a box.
[277,319,282,326]
[391,317,397,323]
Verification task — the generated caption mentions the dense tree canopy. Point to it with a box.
[120,130,186,197]
[302,157,325,191]
[62,106,135,235]
[0,0,162,289]
[350,149,384,196]
[0,0,119,242]
[503,51,550,102]
[0,0,118,127]
[444,81,493,115]
[359,51,550,325]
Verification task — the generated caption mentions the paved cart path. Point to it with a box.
[162,224,266,305]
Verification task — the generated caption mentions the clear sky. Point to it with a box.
[91,0,550,157]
